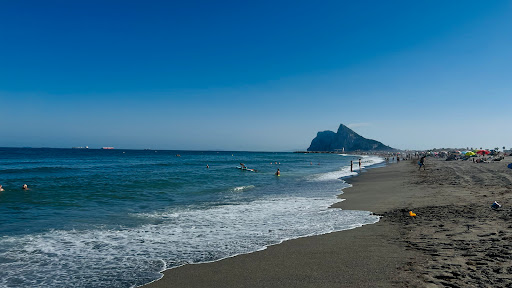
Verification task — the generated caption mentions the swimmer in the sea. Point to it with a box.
[22,184,28,190]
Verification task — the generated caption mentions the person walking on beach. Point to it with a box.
[358,159,362,169]
[350,160,353,172]
[418,156,426,170]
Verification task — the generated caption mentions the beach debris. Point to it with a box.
[491,201,501,209]
[409,211,417,217]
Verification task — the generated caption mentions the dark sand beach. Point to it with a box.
[143,156,512,288]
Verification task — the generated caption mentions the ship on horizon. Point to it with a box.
[72,146,89,149]
[102,147,114,150]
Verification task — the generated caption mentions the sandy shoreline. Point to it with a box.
[143,156,512,287]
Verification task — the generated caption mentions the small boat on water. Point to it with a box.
[102,147,114,150]
[236,166,256,172]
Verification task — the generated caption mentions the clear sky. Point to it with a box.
[1,1,511,151]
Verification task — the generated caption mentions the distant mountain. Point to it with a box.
[307,124,395,152]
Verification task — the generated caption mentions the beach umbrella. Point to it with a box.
[465,151,476,156]
[476,150,490,155]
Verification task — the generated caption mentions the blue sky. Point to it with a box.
[1,1,511,151]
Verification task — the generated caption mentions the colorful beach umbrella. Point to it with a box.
[465,151,476,156]
[476,150,490,155]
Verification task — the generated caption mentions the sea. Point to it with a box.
[0,148,385,288]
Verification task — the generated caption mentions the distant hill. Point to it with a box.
[307,124,395,152]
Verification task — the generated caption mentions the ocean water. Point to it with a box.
[0,148,384,287]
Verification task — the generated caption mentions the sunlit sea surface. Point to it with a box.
[0,148,384,287]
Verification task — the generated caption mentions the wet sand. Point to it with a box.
[143,156,512,288]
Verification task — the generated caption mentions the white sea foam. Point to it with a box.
[308,166,357,181]
[309,155,384,182]
[0,154,385,288]
[0,194,379,287]
[231,185,255,192]
[359,155,385,167]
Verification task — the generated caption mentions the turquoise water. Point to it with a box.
[0,148,383,287]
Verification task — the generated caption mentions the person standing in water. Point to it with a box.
[358,159,362,169]
[275,168,280,176]
[350,160,353,172]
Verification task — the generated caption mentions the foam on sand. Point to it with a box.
[0,194,378,287]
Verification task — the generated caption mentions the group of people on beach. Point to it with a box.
[473,155,505,163]
[380,152,427,171]
[0,184,29,191]
[349,159,362,172]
